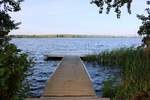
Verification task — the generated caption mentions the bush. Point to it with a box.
[0,41,31,100]
[0,0,32,99]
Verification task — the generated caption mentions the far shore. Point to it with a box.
[9,34,139,38]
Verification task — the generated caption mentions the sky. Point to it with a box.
[10,0,149,36]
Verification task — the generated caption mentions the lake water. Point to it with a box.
[10,37,141,97]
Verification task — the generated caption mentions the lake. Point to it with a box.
[10,37,141,97]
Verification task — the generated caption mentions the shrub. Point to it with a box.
[0,0,31,99]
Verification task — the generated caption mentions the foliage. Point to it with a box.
[102,77,117,98]
[91,0,133,18]
[0,0,23,12]
[0,0,23,37]
[136,1,150,47]
[0,0,31,100]
[137,1,150,40]
[0,12,19,37]
[84,48,150,100]
[0,43,31,100]
[81,55,97,62]
[91,0,150,18]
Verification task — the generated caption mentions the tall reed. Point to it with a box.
[84,47,150,100]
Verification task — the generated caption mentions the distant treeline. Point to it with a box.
[10,34,91,38]
[9,34,137,38]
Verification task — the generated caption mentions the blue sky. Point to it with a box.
[10,0,148,36]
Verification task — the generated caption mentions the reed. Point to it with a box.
[81,54,97,62]
[84,47,150,100]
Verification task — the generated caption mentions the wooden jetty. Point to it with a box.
[27,56,109,100]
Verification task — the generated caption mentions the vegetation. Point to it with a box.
[102,78,117,98]
[91,0,150,18]
[84,47,150,100]
[88,1,150,99]
[91,0,133,18]
[81,55,97,62]
[9,34,131,38]
[0,0,31,100]
[137,1,150,47]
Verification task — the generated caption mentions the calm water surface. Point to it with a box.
[10,38,141,97]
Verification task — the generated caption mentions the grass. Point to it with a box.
[84,47,150,100]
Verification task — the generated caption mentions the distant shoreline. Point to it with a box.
[9,34,139,38]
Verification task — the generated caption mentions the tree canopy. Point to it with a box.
[91,0,150,18]
[0,0,23,37]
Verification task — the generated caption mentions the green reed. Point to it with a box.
[84,47,150,100]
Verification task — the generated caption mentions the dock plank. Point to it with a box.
[27,97,110,100]
[43,56,95,97]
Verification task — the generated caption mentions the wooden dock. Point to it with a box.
[27,56,109,100]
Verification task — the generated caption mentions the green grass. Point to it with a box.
[84,47,150,100]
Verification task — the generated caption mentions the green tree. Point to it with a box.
[0,0,31,100]
[91,0,133,18]
[137,1,150,47]
[91,0,150,18]
[137,2,150,37]
[92,0,150,46]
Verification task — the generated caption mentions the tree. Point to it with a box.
[91,0,150,18]
[91,0,133,18]
[0,0,31,100]
[137,1,150,37]
[92,0,150,47]
[0,0,23,37]
[137,1,150,47]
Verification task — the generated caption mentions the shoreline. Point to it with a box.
[9,34,139,38]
